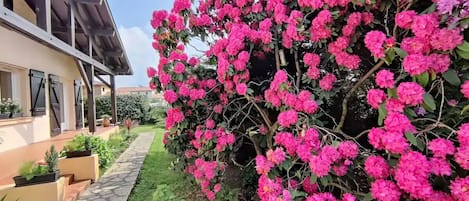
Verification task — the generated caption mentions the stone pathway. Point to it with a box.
[77,132,155,201]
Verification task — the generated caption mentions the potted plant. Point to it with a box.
[8,99,22,118]
[0,99,10,119]
[101,114,111,127]
[13,146,60,187]
[63,136,92,158]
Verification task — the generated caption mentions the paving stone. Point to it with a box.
[77,132,155,201]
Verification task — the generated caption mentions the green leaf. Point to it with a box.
[457,41,469,52]
[443,69,461,86]
[405,132,418,146]
[457,49,469,60]
[319,176,329,186]
[310,174,318,184]
[362,193,373,201]
[378,104,387,126]
[394,47,408,58]
[461,104,469,115]
[290,190,308,198]
[416,138,425,151]
[423,93,436,111]
[387,88,397,98]
[416,72,429,87]
[383,48,396,65]
[404,107,417,118]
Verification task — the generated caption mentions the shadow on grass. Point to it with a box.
[127,128,206,201]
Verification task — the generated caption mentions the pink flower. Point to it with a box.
[319,73,336,91]
[307,67,320,80]
[309,155,332,177]
[205,119,215,129]
[367,89,387,109]
[458,123,469,146]
[274,132,299,156]
[342,193,356,201]
[455,147,469,170]
[400,37,431,55]
[429,157,452,176]
[259,18,272,31]
[277,109,298,128]
[266,148,286,165]
[255,155,274,175]
[403,54,430,76]
[397,82,425,106]
[213,104,223,114]
[174,62,186,74]
[337,141,358,159]
[395,151,433,200]
[371,179,401,201]
[302,177,319,194]
[151,10,168,29]
[431,28,463,51]
[304,53,321,68]
[365,155,390,179]
[188,57,199,66]
[303,100,318,114]
[147,67,157,78]
[395,11,417,29]
[386,98,404,113]
[163,90,178,104]
[450,176,469,201]
[364,31,387,58]
[375,69,395,88]
[428,138,455,158]
[165,108,185,129]
[159,72,171,85]
[461,81,469,99]
[368,128,386,150]
[296,144,312,162]
[172,0,191,13]
[411,14,439,38]
[429,54,450,74]
[214,183,221,193]
[236,83,248,95]
[384,112,415,133]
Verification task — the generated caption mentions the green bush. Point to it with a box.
[92,94,150,123]
[65,134,114,168]
[147,106,167,127]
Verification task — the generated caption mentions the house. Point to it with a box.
[0,0,132,152]
[94,82,111,96]
[117,87,155,99]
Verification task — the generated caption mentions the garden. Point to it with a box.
[146,0,469,200]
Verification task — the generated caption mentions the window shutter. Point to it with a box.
[29,69,46,116]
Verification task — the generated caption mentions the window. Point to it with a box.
[0,71,12,100]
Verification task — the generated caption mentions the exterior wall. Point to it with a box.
[0,25,82,152]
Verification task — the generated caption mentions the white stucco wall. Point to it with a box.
[0,24,82,152]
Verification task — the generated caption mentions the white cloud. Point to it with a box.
[116,26,158,87]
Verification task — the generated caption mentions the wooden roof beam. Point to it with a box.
[74,0,103,5]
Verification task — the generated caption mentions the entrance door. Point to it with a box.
[49,74,62,136]
[74,80,83,129]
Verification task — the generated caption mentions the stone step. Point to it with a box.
[64,179,91,201]
[62,174,75,186]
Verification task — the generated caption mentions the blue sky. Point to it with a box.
[108,0,173,87]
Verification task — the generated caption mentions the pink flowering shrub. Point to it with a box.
[148,0,469,200]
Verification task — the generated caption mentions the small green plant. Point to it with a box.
[45,145,58,173]
[64,134,114,168]
[18,161,48,181]
[101,114,111,119]
[152,185,185,201]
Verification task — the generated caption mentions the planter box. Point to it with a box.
[58,154,99,182]
[0,113,11,119]
[13,171,60,187]
[9,113,22,118]
[66,150,92,158]
[0,177,65,201]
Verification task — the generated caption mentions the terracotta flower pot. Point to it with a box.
[102,117,110,127]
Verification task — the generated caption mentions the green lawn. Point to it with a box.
[128,128,206,201]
